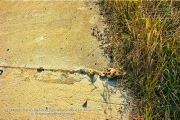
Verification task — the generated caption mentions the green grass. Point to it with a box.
[98,0,180,119]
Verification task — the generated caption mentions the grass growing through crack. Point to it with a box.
[98,0,180,119]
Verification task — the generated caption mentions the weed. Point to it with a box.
[98,0,180,119]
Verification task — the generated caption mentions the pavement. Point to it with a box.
[0,1,131,119]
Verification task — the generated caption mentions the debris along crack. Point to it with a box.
[0,65,120,79]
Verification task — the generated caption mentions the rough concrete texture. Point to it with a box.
[0,1,130,119]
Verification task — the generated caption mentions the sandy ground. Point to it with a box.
[0,1,131,119]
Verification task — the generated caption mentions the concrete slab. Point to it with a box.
[0,1,130,119]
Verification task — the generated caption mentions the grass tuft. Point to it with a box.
[98,0,180,119]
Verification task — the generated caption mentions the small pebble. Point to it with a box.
[37,67,44,73]
[7,49,9,51]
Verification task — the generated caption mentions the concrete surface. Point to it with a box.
[0,1,130,119]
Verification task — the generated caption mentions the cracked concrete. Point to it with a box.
[0,1,130,119]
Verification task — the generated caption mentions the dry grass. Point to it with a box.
[98,0,180,119]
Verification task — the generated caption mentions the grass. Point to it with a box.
[98,0,180,119]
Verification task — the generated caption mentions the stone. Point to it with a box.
[106,68,119,79]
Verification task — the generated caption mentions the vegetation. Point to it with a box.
[98,0,180,119]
